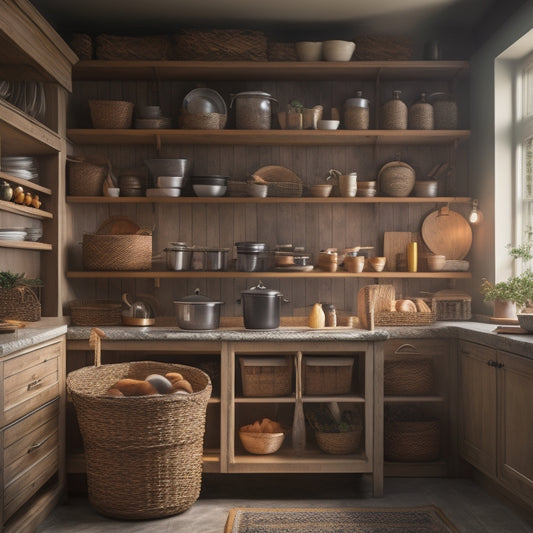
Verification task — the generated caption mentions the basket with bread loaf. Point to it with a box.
[239,417,286,454]
[357,284,435,330]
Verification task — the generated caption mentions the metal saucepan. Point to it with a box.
[239,281,288,330]
[174,288,224,330]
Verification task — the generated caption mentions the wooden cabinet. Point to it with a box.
[0,336,66,533]
[459,340,533,509]
[383,338,456,477]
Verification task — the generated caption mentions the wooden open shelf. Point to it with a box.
[0,240,51,251]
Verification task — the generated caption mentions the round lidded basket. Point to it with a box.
[67,356,212,519]
[378,161,416,197]
[89,100,134,129]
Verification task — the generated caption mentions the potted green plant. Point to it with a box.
[0,271,42,322]
[480,242,533,317]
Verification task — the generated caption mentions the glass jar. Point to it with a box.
[382,90,407,130]
[230,91,277,130]
[344,90,370,130]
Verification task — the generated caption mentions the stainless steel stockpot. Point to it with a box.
[239,281,288,330]
[164,244,192,271]
[174,288,224,330]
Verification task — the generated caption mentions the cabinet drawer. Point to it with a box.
[2,342,60,426]
[385,339,449,358]
[3,400,59,522]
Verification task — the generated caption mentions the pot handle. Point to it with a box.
[122,293,132,308]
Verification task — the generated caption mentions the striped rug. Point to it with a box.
[224,505,458,533]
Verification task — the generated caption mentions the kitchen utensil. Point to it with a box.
[427,254,446,271]
[368,256,387,272]
[155,176,185,188]
[414,180,438,197]
[344,91,370,130]
[121,293,155,326]
[144,158,191,179]
[421,207,472,260]
[174,288,224,330]
[239,281,287,329]
[292,351,306,456]
[192,183,227,197]
[247,183,268,197]
[236,242,268,272]
[310,184,332,197]
[190,248,229,271]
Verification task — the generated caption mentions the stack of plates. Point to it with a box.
[134,105,172,129]
[24,227,43,242]
[1,156,39,182]
[0,228,27,241]
[0,81,46,122]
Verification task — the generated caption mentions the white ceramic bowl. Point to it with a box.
[146,187,182,197]
[193,184,227,197]
[295,41,323,61]
[106,187,120,197]
[317,119,340,130]
[247,183,268,198]
[322,40,356,62]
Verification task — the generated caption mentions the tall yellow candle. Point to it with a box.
[407,242,418,272]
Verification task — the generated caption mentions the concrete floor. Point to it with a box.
[36,474,533,533]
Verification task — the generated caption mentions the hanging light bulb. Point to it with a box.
[469,199,483,224]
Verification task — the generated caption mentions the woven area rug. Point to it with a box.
[224,505,459,533]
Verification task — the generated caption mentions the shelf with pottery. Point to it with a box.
[65,195,472,205]
[66,128,470,147]
[72,59,469,81]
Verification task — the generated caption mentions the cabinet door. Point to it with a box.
[458,341,497,477]
[497,350,533,507]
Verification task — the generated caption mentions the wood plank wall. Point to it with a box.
[64,78,471,318]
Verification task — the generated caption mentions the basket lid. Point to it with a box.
[240,357,289,366]
[303,356,354,366]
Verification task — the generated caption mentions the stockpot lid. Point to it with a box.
[344,91,369,108]
[240,280,282,297]
[174,288,224,305]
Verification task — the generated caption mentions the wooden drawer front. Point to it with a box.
[2,343,60,426]
[385,339,448,358]
[3,401,59,522]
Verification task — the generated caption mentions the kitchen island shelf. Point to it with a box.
[66,196,472,205]
[67,128,470,147]
[0,240,52,251]
[235,394,366,403]
[72,60,469,82]
[66,270,472,280]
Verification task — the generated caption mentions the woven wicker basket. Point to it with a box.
[378,161,416,197]
[315,427,362,455]
[95,34,174,60]
[70,33,93,60]
[67,359,211,519]
[69,299,122,326]
[82,234,152,271]
[375,310,436,326]
[384,420,440,462]
[303,357,354,395]
[0,286,40,321]
[384,358,434,395]
[240,357,292,397]
[175,29,267,61]
[69,159,109,196]
[267,42,297,61]
[178,111,227,130]
[353,35,413,61]
[227,180,249,197]
[89,100,134,129]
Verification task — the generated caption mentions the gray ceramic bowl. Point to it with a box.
[517,313,533,332]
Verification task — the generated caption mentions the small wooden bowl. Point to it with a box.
[368,256,387,272]
[427,254,446,271]
[275,253,294,266]
[310,184,333,197]
[239,431,285,454]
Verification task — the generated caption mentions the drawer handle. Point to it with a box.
[27,378,43,391]
[394,343,420,355]
[27,434,52,454]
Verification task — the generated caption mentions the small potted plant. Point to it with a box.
[480,242,533,318]
[0,271,42,322]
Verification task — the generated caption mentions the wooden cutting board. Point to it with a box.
[421,207,472,260]
[383,231,414,271]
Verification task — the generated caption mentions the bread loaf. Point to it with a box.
[165,372,184,383]
[112,378,159,396]
[105,387,124,397]
[170,378,193,394]
[395,299,417,312]
[415,298,432,312]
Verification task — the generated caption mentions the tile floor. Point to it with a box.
[36,474,533,533]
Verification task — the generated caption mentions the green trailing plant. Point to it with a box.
[0,271,42,290]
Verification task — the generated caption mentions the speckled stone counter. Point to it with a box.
[65,321,533,359]
[0,318,68,357]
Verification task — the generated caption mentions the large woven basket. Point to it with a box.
[82,234,152,271]
[267,42,297,61]
[89,100,134,129]
[68,158,109,196]
[384,420,440,462]
[315,427,362,455]
[175,29,267,61]
[178,111,227,130]
[69,299,122,326]
[95,34,174,60]
[67,359,212,519]
[378,161,416,197]
[375,310,436,326]
[70,33,93,60]
[384,358,434,395]
[0,286,40,321]
[353,35,413,61]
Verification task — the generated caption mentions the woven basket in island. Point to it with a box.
[315,427,363,455]
[384,358,434,395]
[384,419,440,462]
[67,360,212,519]
[82,233,152,271]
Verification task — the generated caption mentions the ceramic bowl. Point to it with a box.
[426,254,446,271]
[317,119,340,130]
[106,187,120,197]
[193,183,227,197]
[137,105,162,119]
[239,430,285,455]
[414,180,438,197]
[146,187,181,197]
[310,184,333,197]
[322,40,356,62]
[517,313,533,332]
[156,176,185,188]
[295,41,323,61]
[247,183,268,198]
[368,256,387,272]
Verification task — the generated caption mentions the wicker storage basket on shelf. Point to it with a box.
[89,100,134,129]
[267,41,297,61]
[68,158,110,196]
[69,299,122,326]
[70,33,93,60]
[67,330,212,519]
[178,111,227,130]
[240,356,292,397]
[384,358,434,395]
[431,290,472,320]
[0,286,40,321]
[315,427,362,455]
[378,161,416,197]
[95,34,174,60]
[353,35,413,60]
[175,29,267,61]
[384,420,440,462]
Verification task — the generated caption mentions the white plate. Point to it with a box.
[182,88,227,115]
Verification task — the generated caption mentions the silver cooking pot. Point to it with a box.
[164,243,192,271]
[174,288,224,330]
[239,281,288,330]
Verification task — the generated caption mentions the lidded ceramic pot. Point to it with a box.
[382,90,407,130]
[408,92,434,130]
[344,90,370,130]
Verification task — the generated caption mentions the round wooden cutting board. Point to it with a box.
[421,207,472,260]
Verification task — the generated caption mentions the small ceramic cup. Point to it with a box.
[338,173,358,197]
[295,41,323,61]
